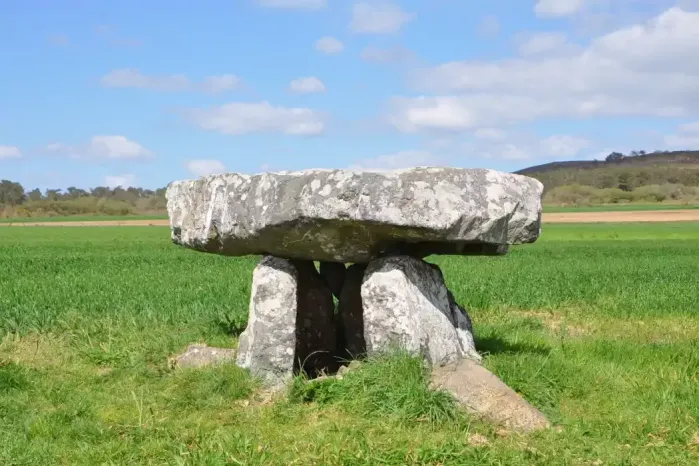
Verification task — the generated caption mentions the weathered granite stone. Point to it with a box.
[431,358,551,432]
[361,255,480,366]
[447,291,481,362]
[292,260,338,376]
[318,261,346,299]
[166,167,543,263]
[236,256,298,387]
[236,256,338,387]
[170,344,237,369]
[337,263,367,359]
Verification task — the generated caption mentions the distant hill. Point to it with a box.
[517,150,699,176]
[515,150,699,193]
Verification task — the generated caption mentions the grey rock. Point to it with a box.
[236,256,298,388]
[170,344,237,369]
[166,167,543,263]
[447,291,481,362]
[337,263,367,359]
[431,358,550,432]
[361,255,481,366]
[292,260,338,376]
[236,256,338,388]
[319,261,346,299]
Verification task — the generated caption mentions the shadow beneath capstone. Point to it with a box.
[475,335,552,356]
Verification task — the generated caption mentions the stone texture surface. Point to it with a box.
[166,167,543,263]
[337,263,367,359]
[361,255,481,366]
[170,344,237,369]
[236,256,298,387]
[431,358,551,432]
[292,260,338,376]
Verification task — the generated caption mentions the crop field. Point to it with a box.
[543,203,699,213]
[1,224,698,465]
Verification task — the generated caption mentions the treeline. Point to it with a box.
[519,150,699,206]
[544,184,699,206]
[0,180,167,218]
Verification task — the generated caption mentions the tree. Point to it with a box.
[44,189,62,201]
[605,152,625,162]
[27,188,42,201]
[0,180,26,205]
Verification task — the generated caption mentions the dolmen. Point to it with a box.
[166,167,550,431]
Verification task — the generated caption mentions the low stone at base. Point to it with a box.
[431,358,551,432]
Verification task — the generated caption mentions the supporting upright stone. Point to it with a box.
[237,256,337,388]
[236,256,298,388]
[361,255,480,366]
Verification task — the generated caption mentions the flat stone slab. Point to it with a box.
[166,167,543,263]
[170,344,237,369]
[431,358,550,432]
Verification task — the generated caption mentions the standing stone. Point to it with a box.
[361,256,480,366]
[292,260,338,376]
[237,256,298,387]
[337,263,367,359]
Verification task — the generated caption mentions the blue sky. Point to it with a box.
[2,0,699,190]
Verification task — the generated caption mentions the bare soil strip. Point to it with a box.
[543,209,699,223]
[2,210,699,227]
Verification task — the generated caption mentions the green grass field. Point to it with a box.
[1,224,698,464]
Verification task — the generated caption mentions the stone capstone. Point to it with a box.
[166,167,543,263]
[361,255,481,366]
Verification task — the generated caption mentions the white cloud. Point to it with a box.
[201,74,242,93]
[679,121,699,132]
[664,121,699,148]
[350,151,443,171]
[429,132,593,162]
[255,0,326,9]
[0,145,22,159]
[474,128,506,140]
[540,135,591,157]
[393,8,699,133]
[187,101,326,135]
[289,76,327,93]
[360,45,414,64]
[350,2,415,34]
[476,14,501,38]
[517,32,576,56]
[535,0,585,18]
[101,69,242,93]
[46,135,153,160]
[104,174,137,188]
[315,36,344,54]
[185,159,227,177]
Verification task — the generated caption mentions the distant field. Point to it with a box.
[543,203,699,213]
[0,214,167,223]
[1,223,697,464]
